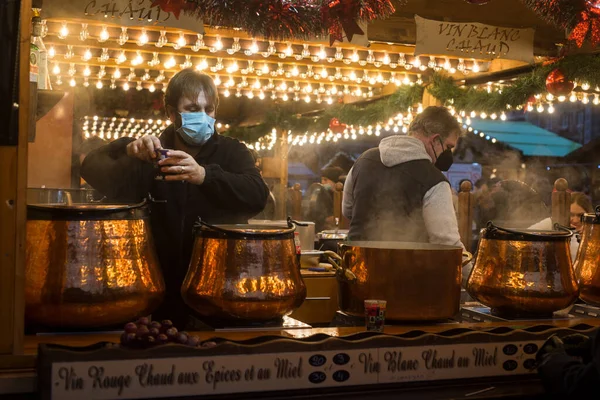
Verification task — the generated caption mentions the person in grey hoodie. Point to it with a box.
[343,106,469,278]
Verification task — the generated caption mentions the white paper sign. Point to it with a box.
[414,15,535,63]
[42,0,205,34]
[49,340,542,399]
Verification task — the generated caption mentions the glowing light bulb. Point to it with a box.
[500,112,507,121]
[548,103,555,113]
[164,56,176,69]
[113,68,121,79]
[284,43,293,57]
[58,23,69,39]
[249,40,259,54]
[174,33,187,49]
[318,45,327,60]
[83,66,91,76]
[48,46,56,58]
[131,51,144,66]
[472,61,480,73]
[137,29,149,46]
[258,91,265,100]
[196,58,208,71]
[320,67,328,78]
[82,48,92,61]
[350,51,359,62]
[261,64,269,74]
[98,26,109,42]
[382,53,390,65]
[148,84,156,93]
[116,51,127,64]
[96,80,103,89]
[214,36,223,50]
[69,78,76,87]
[52,63,61,75]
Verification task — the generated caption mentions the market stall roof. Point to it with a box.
[468,120,581,157]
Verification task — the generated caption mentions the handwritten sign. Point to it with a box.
[45,340,542,399]
[41,0,205,33]
[414,15,535,63]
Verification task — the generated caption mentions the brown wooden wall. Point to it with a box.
[28,90,74,188]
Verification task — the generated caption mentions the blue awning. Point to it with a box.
[467,120,582,157]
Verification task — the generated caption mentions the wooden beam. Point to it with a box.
[0,0,31,357]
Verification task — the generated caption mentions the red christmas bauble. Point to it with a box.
[545,68,575,97]
[329,117,347,134]
[463,0,492,4]
[587,0,600,16]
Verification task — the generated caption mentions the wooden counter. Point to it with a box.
[2,318,599,399]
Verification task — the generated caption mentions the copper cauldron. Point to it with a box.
[467,223,578,317]
[330,242,472,321]
[575,206,600,306]
[181,220,307,321]
[25,202,165,328]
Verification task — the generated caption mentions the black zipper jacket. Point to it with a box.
[81,126,269,325]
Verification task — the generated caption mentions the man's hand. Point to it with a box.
[126,135,162,162]
[159,150,206,185]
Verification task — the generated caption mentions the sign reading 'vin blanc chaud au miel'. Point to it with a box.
[414,15,535,63]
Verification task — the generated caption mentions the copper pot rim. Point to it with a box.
[582,206,600,224]
[339,241,463,251]
[194,223,296,240]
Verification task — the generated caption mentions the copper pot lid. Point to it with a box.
[27,201,148,220]
[194,219,296,239]
[482,221,573,241]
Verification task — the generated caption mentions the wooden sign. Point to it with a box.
[37,324,598,400]
[42,0,205,33]
[414,15,535,63]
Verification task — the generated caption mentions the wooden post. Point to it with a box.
[0,0,31,356]
[334,182,351,229]
[552,178,571,228]
[457,180,474,251]
[333,182,344,226]
[276,130,289,220]
[289,183,302,220]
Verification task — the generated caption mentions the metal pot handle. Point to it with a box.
[486,221,573,238]
[462,251,473,267]
[323,250,357,283]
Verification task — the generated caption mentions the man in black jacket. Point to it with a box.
[81,69,269,326]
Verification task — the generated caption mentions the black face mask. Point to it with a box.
[432,137,453,172]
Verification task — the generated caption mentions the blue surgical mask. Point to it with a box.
[177,112,216,146]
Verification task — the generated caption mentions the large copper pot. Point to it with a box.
[25,202,165,328]
[574,206,600,306]
[331,242,472,321]
[181,220,307,321]
[467,223,578,317]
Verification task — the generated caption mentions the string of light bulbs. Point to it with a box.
[44,20,487,75]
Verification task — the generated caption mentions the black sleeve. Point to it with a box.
[537,332,600,398]
[201,140,269,214]
[80,137,154,203]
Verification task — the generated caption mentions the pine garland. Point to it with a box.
[519,0,583,31]
[225,84,424,142]
[428,53,600,114]
[179,0,398,41]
